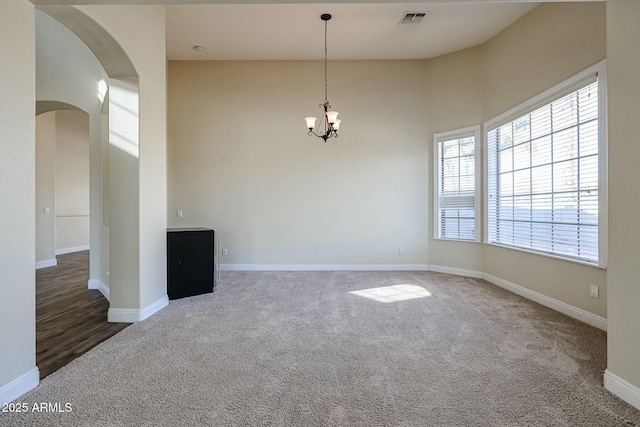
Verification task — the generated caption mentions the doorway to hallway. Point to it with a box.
[36,250,129,379]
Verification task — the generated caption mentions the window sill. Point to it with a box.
[484,242,607,270]
[433,237,481,244]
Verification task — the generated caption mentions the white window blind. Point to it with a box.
[434,127,480,241]
[486,67,605,265]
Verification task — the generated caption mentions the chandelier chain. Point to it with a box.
[324,18,328,104]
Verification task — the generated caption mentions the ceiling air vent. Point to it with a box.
[400,12,428,24]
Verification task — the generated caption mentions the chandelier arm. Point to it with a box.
[313,108,323,136]
[308,128,337,142]
[308,131,330,142]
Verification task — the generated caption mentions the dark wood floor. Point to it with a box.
[36,251,130,379]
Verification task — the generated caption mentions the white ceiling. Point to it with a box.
[166,2,540,61]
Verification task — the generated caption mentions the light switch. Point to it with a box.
[177,209,183,218]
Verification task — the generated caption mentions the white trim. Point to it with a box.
[0,368,39,405]
[428,264,483,279]
[88,279,110,301]
[107,295,168,323]
[604,370,640,411]
[55,245,89,255]
[98,281,110,301]
[483,60,608,268]
[433,125,482,243]
[220,264,430,271]
[35,258,57,269]
[429,265,607,331]
[482,272,607,331]
[597,64,608,267]
[483,117,489,244]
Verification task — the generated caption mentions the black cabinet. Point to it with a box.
[167,228,215,300]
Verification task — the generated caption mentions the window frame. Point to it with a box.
[483,60,607,267]
[433,125,482,242]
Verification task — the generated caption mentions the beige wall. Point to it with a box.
[100,112,110,289]
[426,47,484,272]
[36,112,57,264]
[480,2,607,318]
[36,109,91,260]
[55,109,90,252]
[606,0,640,394]
[168,60,429,267]
[79,5,168,311]
[482,2,607,120]
[0,0,37,398]
[408,2,609,318]
[108,77,141,309]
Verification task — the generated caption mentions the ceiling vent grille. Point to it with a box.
[400,12,428,24]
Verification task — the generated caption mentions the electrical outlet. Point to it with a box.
[222,248,228,256]
[399,248,405,256]
[177,209,183,218]
[590,284,599,299]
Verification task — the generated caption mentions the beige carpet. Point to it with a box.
[2,271,639,426]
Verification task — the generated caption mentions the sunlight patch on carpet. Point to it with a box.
[349,284,432,303]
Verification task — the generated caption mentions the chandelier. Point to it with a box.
[305,13,341,142]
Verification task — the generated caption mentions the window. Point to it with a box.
[485,62,606,266]
[434,126,481,241]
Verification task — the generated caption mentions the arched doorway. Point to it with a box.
[32,6,141,378]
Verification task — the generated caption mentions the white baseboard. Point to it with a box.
[429,264,483,278]
[56,245,89,255]
[88,279,110,301]
[108,295,168,323]
[35,258,57,269]
[482,273,607,331]
[428,265,607,331]
[0,368,39,405]
[221,262,605,331]
[220,264,430,271]
[605,369,640,411]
